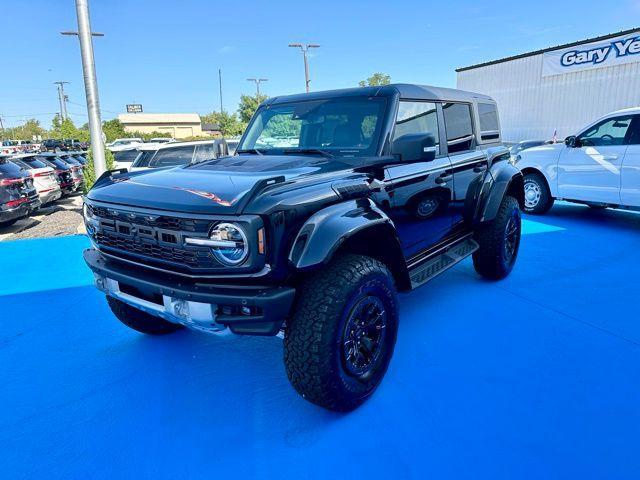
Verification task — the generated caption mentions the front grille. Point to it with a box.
[94,232,217,268]
[89,204,223,272]
[91,205,205,232]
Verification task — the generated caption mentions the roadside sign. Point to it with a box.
[126,104,143,113]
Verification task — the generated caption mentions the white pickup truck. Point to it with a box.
[514,107,640,214]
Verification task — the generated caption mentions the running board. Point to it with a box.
[409,238,479,289]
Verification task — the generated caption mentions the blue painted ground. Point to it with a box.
[1,203,639,479]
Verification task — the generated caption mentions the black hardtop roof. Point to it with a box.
[264,83,494,106]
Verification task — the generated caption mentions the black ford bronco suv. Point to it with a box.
[83,84,524,411]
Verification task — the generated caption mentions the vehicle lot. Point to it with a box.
[1,203,639,479]
[0,195,83,242]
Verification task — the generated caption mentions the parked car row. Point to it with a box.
[0,151,87,228]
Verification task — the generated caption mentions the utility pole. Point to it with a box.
[54,81,70,121]
[0,115,4,135]
[246,78,268,97]
[218,69,224,113]
[288,43,320,93]
[61,0,107,177]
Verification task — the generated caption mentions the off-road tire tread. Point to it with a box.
[107,296,183,335]
[284,254,398,412]
[473,195,520,280]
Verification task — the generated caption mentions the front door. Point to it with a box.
[383,101,454,259]
[621,115,640,206]
[558,115,632,204]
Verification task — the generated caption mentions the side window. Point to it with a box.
[442,103,474,154]
[478,103,500,141]
[393,101,439,154]
[149,146,195,168]
[193,144,216,163]
[628,115,640,145]
[578,116,632,147]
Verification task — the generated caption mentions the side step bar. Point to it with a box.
[409,238,479,289]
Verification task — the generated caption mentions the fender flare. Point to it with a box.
[288,198,400,270]
[474,159,524,224]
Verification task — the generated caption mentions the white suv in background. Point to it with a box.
[515,108,640,214]
[129,139,228,172]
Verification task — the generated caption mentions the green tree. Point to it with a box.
[101,119,128,143]
[358,73,391,87]
[49,116,90,142]
[83,147,116,193]
[0,118,47,141]
[238,94,268,123]
[201,111,245,137]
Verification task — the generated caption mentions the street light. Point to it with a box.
[246,78,269,97]
[288,43,320,93]
[61,0,107,177]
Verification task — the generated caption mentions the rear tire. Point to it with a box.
[473,195,521,280]
[106,296,183,335]
[284,254,399,412]
[523,172,554,214]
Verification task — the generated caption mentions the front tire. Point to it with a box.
[523,172,554,214]
[284,254,399,412]
[106,296,184,335]
[473,195,521,280]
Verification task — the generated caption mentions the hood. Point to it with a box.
[87,154,354,214]
[516,143,564,167]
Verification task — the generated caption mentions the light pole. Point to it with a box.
[246,78,268,97]
[54,81,69,121]
[288,43,320,93]
[61,0,107,177]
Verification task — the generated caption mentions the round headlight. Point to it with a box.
[209,222,249,266]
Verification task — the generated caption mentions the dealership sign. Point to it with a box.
[126,104,143,113]
[542,32,640,77]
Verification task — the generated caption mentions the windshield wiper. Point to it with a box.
[282,148,334,158]
[236,148,264,155]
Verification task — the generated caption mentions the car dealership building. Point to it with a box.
[456,28,640,142]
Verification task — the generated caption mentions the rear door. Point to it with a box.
[444,102,489,226]
[383,100,454,258]
[620,115,640,206]
[558,115,632,203]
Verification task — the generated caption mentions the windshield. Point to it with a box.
[113,150,140,163]
[132,150,157,168]
[239,96,388,157]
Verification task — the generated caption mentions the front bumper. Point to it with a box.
[84,248,296,336]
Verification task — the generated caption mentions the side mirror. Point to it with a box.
[565,135,579,148]
[391,133,437,163]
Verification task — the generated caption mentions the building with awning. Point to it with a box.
[118,113,207,139]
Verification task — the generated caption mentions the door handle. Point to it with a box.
[473,165,488,173]
[436,175,452,185]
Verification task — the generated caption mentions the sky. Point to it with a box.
[1,0,638,128]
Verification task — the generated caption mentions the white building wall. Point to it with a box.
[457,55,640,142]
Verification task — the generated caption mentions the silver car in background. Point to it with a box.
[9,155,62,205]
